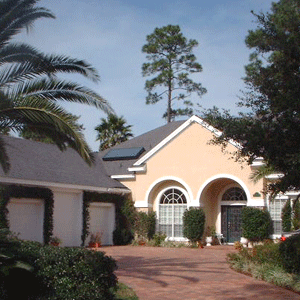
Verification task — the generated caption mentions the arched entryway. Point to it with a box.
[198,175,249,243]
[221,187,247,243]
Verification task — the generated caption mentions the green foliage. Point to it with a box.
[142,24,206,122]
[182,207,205,243]
[113,197,136,245]
[152,232,167,247]
[282,199,292,232]
[95,114,133,151]
[228,241,300,292]
[279,234,300,274]
[199,0,300,195]
[0,0,114,173]
[135,211,156,241]
[113,227,133,246]
[0,233,117,300]
[292,198,300,230]
[241,207,273,242]
[20,113,84,144]
[112,282,139,300]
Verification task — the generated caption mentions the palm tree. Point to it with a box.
[0,0,114,173]
[95,114,133,151]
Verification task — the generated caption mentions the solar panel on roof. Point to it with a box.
[103,147,145,161]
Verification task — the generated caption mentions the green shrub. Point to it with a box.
[113,197,136,245]
[241,207,273,242]
[135,211,156,240]
[292,199,300,230]
[279,234,300,274]
[0,232,117,300]
[252,242,282,266]
[113,227,133,245]
[183,207,205,243]
[152,232,167,246]
[282,199,292,232]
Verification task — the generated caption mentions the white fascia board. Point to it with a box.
[133,115,242,166]
[127,165,147,173]
[251,157,265,167]
[134,200,151,208]
[265,174,284,180]
[285,191,300,197]
[0,176,130,194]
[111,174,136,180]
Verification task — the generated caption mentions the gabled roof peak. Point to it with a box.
[133,115,241,166]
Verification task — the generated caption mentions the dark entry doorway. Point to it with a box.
[221,206,243,243]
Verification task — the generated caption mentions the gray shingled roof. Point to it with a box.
[99,120,186,176]
[0,135,127,191]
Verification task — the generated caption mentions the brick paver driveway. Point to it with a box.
[102,245,300,300]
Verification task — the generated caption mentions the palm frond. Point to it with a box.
[250,164,275,183]
[0,135,10,173]
[0,0,54,47]
[0,44,100,82]
[8,78,114,114]
[1,98,95,165]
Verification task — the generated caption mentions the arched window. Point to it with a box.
[159,188,187,238]
[222,187,247,201]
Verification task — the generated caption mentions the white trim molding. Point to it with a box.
[0,177,130,194]
[196,174,253,206]
[145,176,194,206]
[111,174,135,180]
[127,165,147,173]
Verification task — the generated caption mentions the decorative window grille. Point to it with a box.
[222,187,247,201]
[159,188,187,238]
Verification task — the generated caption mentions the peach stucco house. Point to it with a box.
[101,115,268,243]
[0,115,293,245]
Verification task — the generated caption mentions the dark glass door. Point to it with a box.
[221,206,243,243]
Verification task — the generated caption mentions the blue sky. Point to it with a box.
[17,0,274,151]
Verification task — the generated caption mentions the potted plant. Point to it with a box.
[89,232,103,248]
[50,236,61,246]
[204,226,215,246]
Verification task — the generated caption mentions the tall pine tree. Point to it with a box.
[142,25,206,122]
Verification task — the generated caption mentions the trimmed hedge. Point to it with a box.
[282,199,292,232]
[279,234,300,274]
[241,207,273,242]
[0,233,117,300]
[135,211,156,240]
[183,207,205,243]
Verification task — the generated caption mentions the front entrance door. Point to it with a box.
[221,206,243,243]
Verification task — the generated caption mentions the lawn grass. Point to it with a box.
[112,282,139,300]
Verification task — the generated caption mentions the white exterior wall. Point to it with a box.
[52,189,83,247]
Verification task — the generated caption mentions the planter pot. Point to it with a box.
[89,242,100,248]
[240,237,248,247]
[206,236,213,246]
[50,242,60,247]
[138,241,146,246]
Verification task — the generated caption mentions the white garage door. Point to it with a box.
[89,202,115,245]
[7,198,44,243]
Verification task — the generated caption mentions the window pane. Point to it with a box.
[159,188,187,238]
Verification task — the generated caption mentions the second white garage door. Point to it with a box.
[89,202,115,245]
